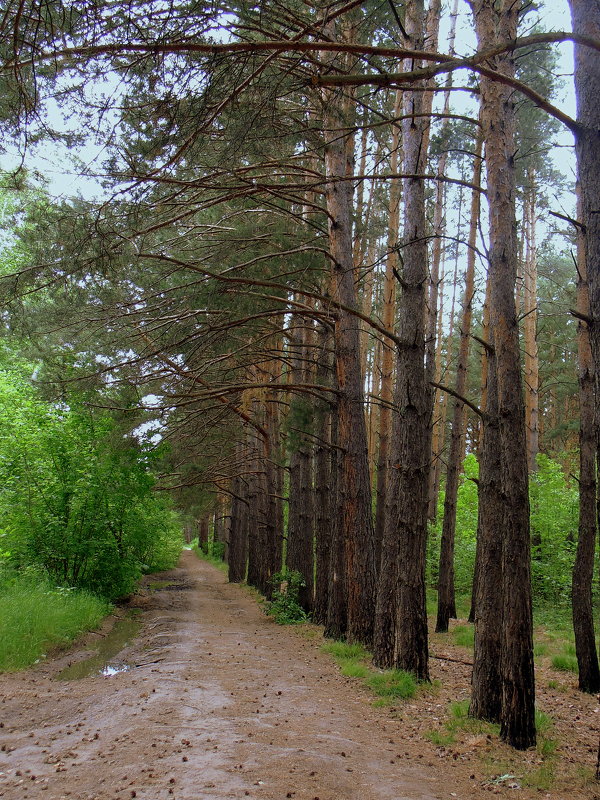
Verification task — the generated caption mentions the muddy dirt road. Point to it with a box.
[0,551,441,800]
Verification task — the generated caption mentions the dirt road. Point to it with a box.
[0,551,441,800]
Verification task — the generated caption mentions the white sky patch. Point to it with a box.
[131,418,164,446]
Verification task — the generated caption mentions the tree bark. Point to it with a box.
[374,0,432,679]
[572,183,600,693]
[325,406,347,639]
[470,350,503,721]
[523,175,540,473]
[228,442,249,583]
[314,322,334,625]
[472,0,536,750]
[374,88,401,576]
[436,130,483,633]
[321,19,377,646]
[287,314,315,612]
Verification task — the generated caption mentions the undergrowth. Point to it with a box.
[192,542,228,573]
[321,639,418,703]
[266,570,308,624]
[0,570,109,672]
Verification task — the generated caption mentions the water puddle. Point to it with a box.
[56,614,142,680]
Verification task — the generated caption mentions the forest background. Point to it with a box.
[0,0,599,765]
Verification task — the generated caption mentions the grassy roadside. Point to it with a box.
[191,542,228,572]
[0,571,110,672]
[321,639,422,705]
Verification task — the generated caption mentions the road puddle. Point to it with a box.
[56,614,141,680]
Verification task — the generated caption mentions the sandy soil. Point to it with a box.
[0,551,439,800]
[0,551,598,800]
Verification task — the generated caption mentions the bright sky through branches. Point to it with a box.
[0,0,577,203]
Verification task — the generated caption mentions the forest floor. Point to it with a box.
[0,551,598,800]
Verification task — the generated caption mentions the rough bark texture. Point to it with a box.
[373,91,401,649]
[570,0,600,700]
[470,352,503,722]
[246,417,271,597]
[322,25,376,646]
[265,399,284,597]
[228,446,249,583]
[436,131,482,634]
[375,0,432,679]
[198,517,210,550]
[572,184,600,693]
[313,323,334,625]
[286,316,315,612]
[469,276,491,625]
[325,408,347,639]
[472,0,536,750]
[523,179,540,473]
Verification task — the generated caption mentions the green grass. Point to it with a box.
[321,641,369,660]
[453,624,474,648]
[340,660,369,678]
[424,728,456,746]
[0,572,109,672]
[522,763,555,791]
[365,669,417,699]
[321,639,417,704]
[192,543,228,572]
[551,653,578,673]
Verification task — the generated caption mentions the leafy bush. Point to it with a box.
[428,453,578,606]
[428,453,478,593]
[529,455,577,602]
[266,569,308,624]
[0,368,182,599]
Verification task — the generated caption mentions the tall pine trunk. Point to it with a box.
[436,130,483,633]
[287,314,315,611]
[314,321,335,625]
[321,20,376,644]
[472,0,536,749]
[375,0,432,679]
[228,440,249,583]
[572,183,600,693]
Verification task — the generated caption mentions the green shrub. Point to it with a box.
[0,370,183,599]
[428,453,579,606]
[266,570,308,624]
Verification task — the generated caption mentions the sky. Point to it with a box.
[0,0,578,206]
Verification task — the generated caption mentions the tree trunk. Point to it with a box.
[570,0,600,698]
[523,176,540,473]
[472,0,536,750]
[374,88,401,573]
[572,183,600,693]
[228,444,249,583]
[436,130,483,633]
[314,322,334,625]
[469,275,491,625]
[246,412,271,597]
[198,516,209,550]
[374,0,432,679]
[287,314,315,611]
[325,407,347,639]
[470,349,503,721]
[321,22,377,646]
